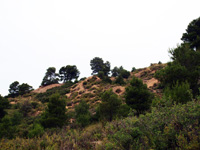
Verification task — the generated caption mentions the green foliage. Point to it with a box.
[97,71,105,79]
[0,116,15,139]
[0,95,10,120]
[181,16,200,50]
[90,57,111,76]
[155,62,188,88]
[97,71,112,83]
[40,93,67,128]
[120,69,130,79]
[164,81,193,104]
[117,104,131,118]
[99,90,122,121]
[111,66,130,78]
[75,100,91,127]
[1,100,200,149]
[28,123,44,138]
[10,111,23,126]
[8,81,33,97]
[131,67,136,72]
[18,83,33,95]
[115,75,125,85]
[36,82,72,103]
[103,100,200,150]
[41,67,59,86]
[8,81,19,97]
[20,100,33,117]
[125,77,153,114]
[59,65,80,82]
[156,43,200,96]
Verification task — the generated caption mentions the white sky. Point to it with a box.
[0,0,199,96]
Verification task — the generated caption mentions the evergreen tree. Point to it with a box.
[18,83,33,95]
[0,95,10,120]
[125,77,153,115]
[181,16,200,51]
[99,90,122,121]
[156,43,200,96]
[40,93,67,128]
[59,65,80,83]
[75,100,91,127]
[8,81,20,97]
[41,67,59,86]
[90,57,111,76]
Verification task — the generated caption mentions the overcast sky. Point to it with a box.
[0,0,199,96]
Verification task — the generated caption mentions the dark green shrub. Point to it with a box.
[113,131,132,149]
[28,123,44,138]
[103,100,200,150]
[131,67,136,72]
[117,104,131,118]
[120,69,130,79]
[40,93,67,128]
[99,90,122,121]
[115,75,125,85]
[83,81,87,85]
[125,77,153,115]
[10,111,23,125]
[0,95,10,120]
[75,100,91,127]
[164,81,193,104]
[20,100,32,117]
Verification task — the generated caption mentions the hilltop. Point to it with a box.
[18,63,164,117]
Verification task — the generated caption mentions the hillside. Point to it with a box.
[25,63,164,116]
[1,62,200,149]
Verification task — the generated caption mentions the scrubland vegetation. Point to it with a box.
[0,17,200,149]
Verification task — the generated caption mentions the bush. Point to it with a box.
[75,100,91,127]
[99,90,122,121]
[164,81,193,104]
[117,104,131,118]
[115,75,125,85]
[36,82,73,103]
[125,77,153,115]
[28,123,44,138]
[131,67,136,72]
[0,96,10,120]
[20,100,32,117]
[103,100,200,149]
[120,69,130,79]
[40,93,67,128]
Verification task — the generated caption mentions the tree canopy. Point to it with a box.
[8,81,20,97]
[90,57,111,76]
[59,65,80,83]
[99,90,122,121]
[125,77,153,115]
[0,95,10,120]
[18,83,33,95]
[181,17,200,51]
[156,43,200,96]
[41,67,59,86]
[40,93,67,128]
[111,66,130,79]
[75,100,91,127]
[8,81,33,97]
